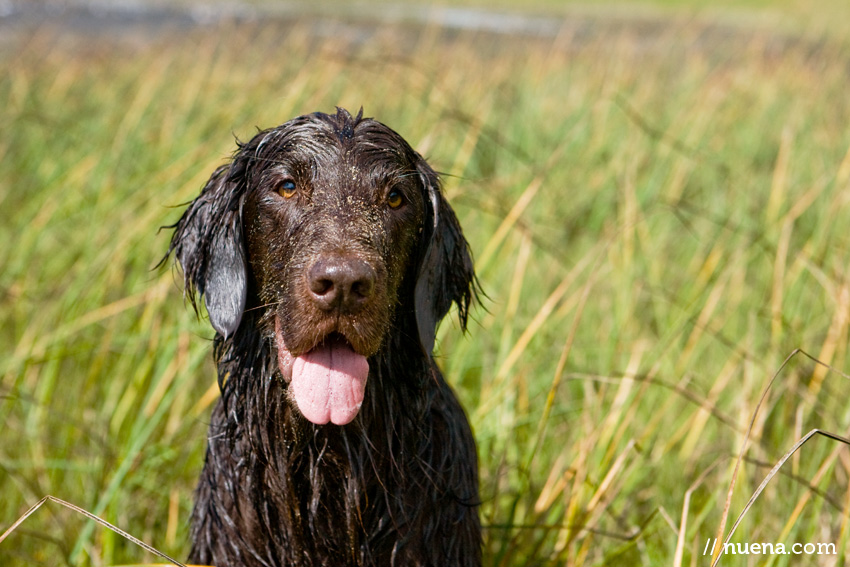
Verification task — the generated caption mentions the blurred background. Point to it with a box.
[2,0,850,565]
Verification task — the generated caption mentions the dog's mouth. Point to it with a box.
[275,316,369,426]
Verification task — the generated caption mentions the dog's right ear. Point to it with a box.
[167,162,248,339]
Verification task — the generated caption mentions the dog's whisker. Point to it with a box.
[243,301,283,313]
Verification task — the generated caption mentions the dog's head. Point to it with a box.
[169,108,475,425]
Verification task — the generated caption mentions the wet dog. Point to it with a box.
[167,108,481,566]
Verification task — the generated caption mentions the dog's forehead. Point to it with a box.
[272,114,411,155]
[264,118,418,195]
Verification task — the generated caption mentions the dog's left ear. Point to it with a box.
[414,158,476,356]
[168,160,249,339]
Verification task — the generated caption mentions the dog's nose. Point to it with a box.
[308,257,376,313]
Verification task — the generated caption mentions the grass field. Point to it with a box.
[2,2,850,565]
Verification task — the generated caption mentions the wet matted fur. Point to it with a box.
[166,108,481,566]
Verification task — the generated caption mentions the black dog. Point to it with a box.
[167,108,481,566]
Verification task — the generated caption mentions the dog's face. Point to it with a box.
[243,115,427,359]
[169,109,475,426]
[242,115,428,424]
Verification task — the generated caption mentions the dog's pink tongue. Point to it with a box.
[290,341,368,426]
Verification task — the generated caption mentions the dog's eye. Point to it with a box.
[277,179,297,199]
[387,190,404,209]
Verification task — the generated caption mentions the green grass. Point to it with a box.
[2,4,850,566]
